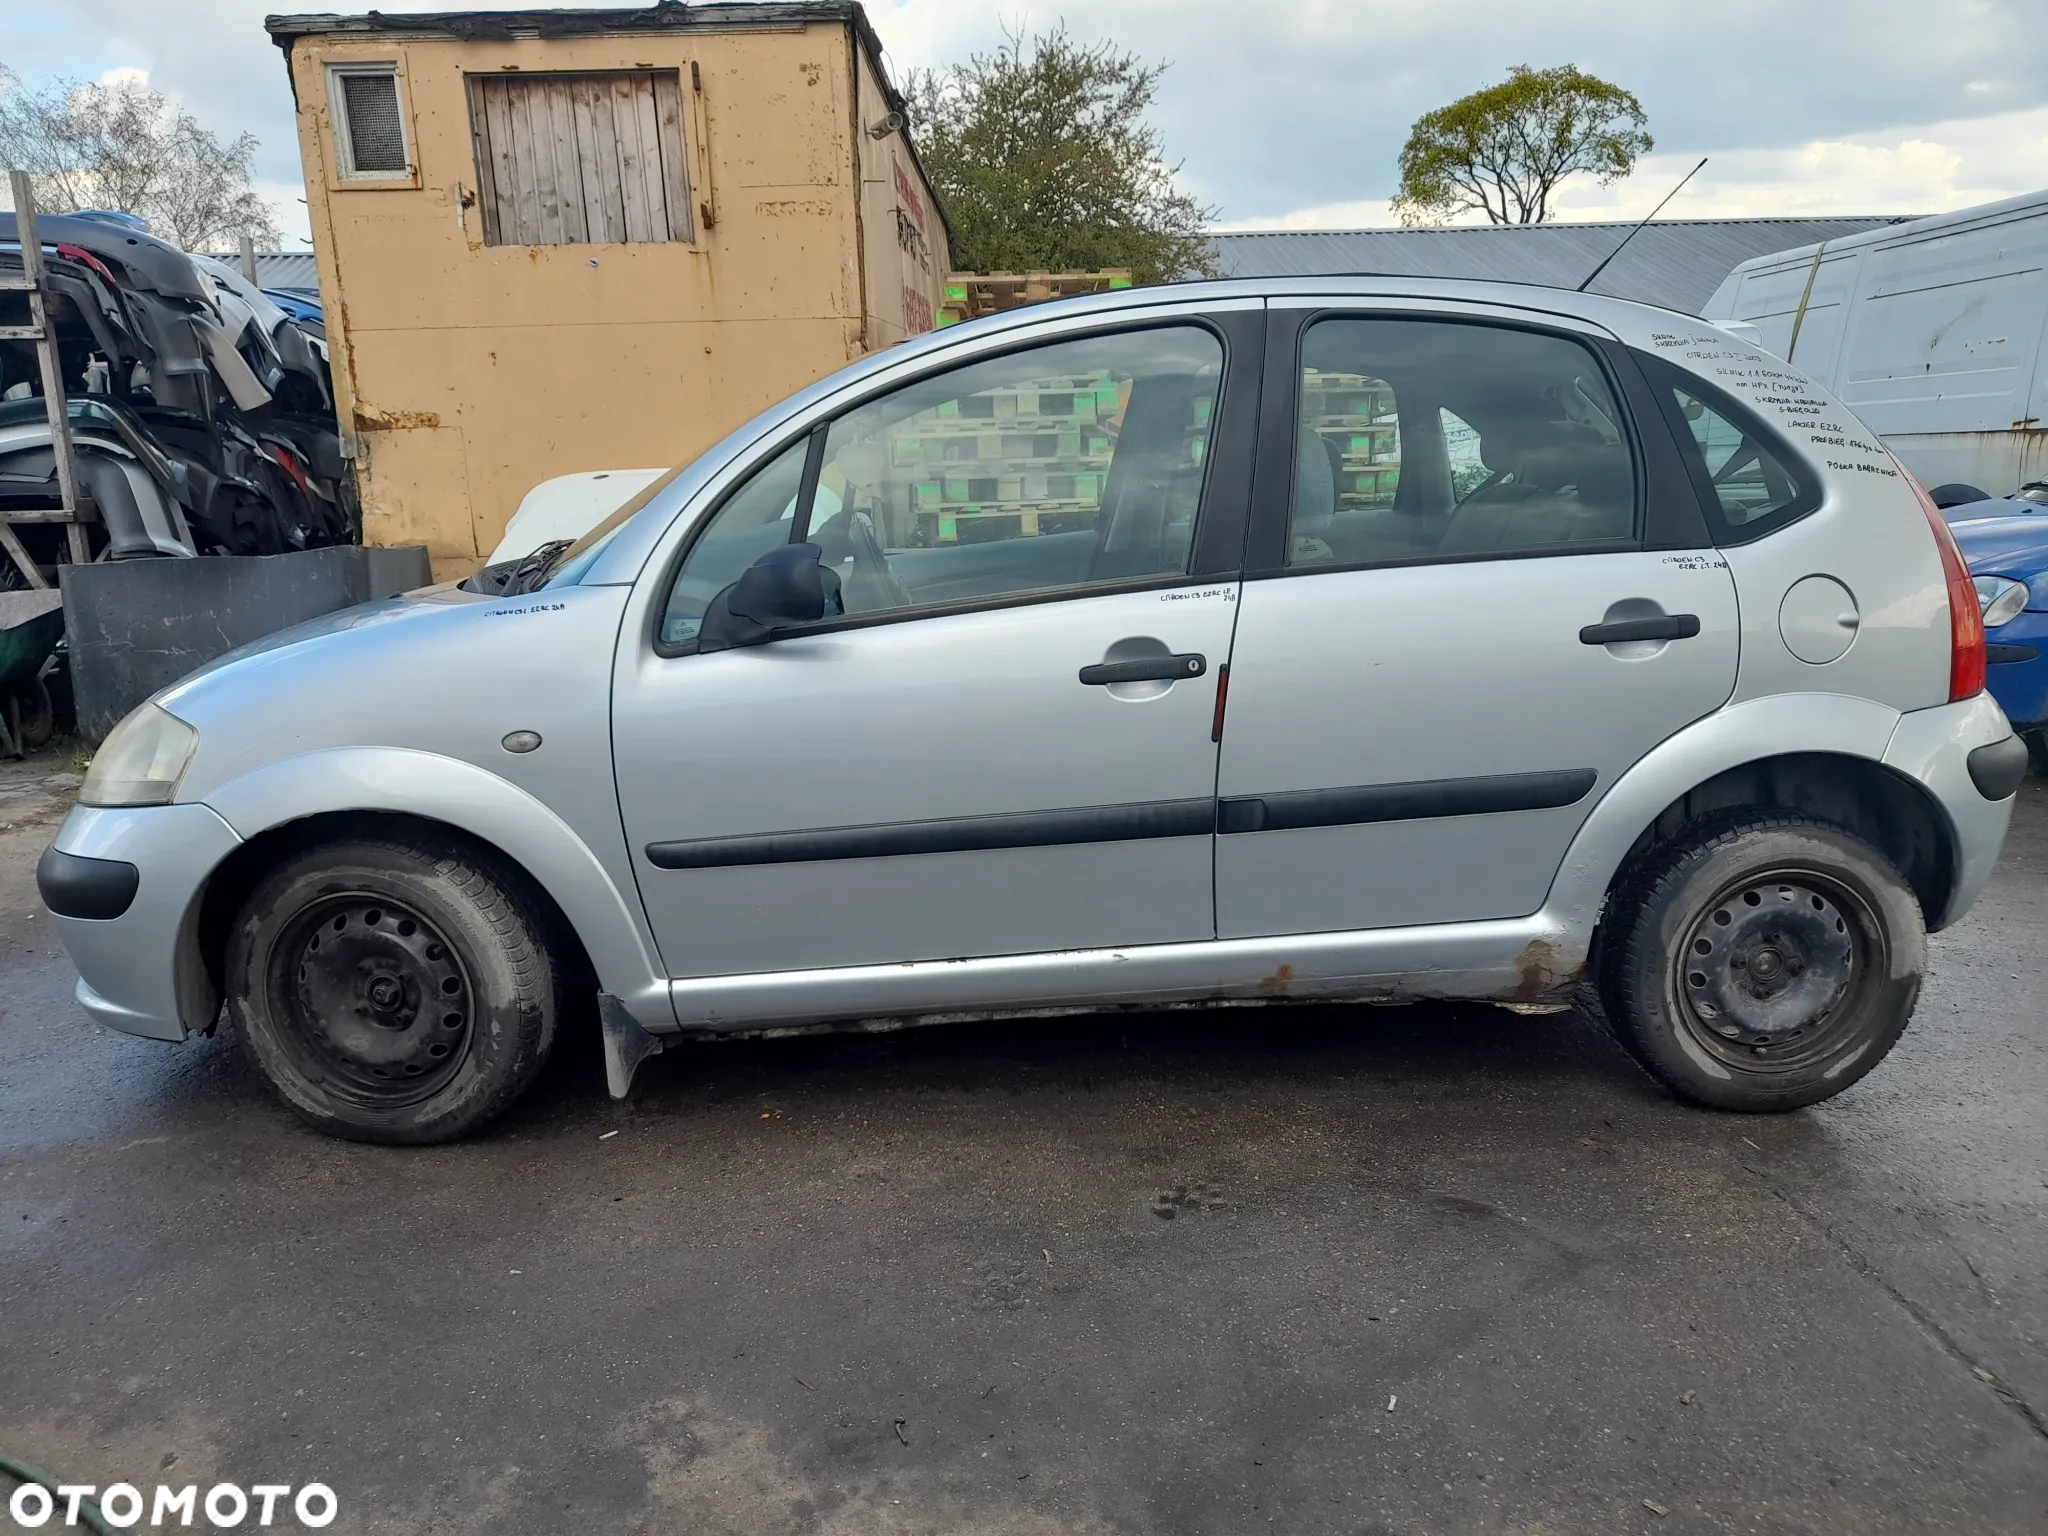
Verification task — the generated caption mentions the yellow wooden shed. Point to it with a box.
[266,3,951,577]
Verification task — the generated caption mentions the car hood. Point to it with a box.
[1948,511,2048,580]
[157,582,485,709]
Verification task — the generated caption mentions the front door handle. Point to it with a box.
[1579,614,1701,645]
[1079,653,1206,686]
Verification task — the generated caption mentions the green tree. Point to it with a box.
[908,26,1217,282]
[1392,65,1652,227]
[0,66,282,249]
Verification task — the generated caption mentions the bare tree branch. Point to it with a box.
[0,65,283,249]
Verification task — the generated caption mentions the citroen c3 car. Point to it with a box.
[37,278,2029,1143]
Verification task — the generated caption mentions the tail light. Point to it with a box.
[1902,464,1985,701]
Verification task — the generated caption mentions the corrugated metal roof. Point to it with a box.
[1208,217,1915,315]
[197,252,320,292]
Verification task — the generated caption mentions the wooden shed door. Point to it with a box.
[465,70,692,247]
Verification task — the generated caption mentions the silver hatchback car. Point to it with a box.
[38,278,2028,1143]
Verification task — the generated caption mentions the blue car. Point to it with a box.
[262,287,325,335]
[1945,485,2048,771]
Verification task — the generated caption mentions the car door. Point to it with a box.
[1214,304,1738,940]
[612,307,1260,980]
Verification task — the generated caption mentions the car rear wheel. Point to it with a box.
[1598,815,1925,1112]
[225,834,563,1144]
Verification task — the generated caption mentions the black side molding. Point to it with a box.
[1967,735,2029,801]
[1219,768,1597,835]
[650,769,1604,869]
[648,797,1215,870]
[1986,643,2039,665]
[37,846,140,921]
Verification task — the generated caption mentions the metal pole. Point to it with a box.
[239,232,260,285]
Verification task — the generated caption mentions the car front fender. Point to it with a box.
[198,747,675,1029]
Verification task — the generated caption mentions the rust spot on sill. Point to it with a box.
[1257,963,1294,997]
[354,405,442,431]
[1513,939,1558,1001]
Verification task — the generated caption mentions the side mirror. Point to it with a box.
[697,543,830,652]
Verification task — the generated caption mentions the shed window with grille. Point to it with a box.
[466,71,693,247]
[327,65,411,179]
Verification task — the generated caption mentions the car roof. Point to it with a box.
[933,273,1692,341]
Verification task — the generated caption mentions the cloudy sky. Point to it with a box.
[3,0,2045,245]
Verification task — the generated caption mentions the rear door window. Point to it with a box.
[1441,408,1490,500]
[1286,318,1640,568]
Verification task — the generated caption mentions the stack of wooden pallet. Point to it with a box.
[1301,369,1401,508]
[937,270,1134,328]
[888,373,1125,546]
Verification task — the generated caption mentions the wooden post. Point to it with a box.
[3,172,79,587]
[0,521,45,589]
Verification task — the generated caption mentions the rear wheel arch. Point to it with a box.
[1601,752,1956,935]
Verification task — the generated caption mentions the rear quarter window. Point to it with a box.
[1639,352,1822,544]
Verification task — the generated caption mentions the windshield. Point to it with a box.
[539,462,688,587]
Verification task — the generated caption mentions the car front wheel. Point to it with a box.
[225,833,563,1144]
[1599,815,1925,1112]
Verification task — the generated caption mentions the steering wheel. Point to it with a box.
[845,509,913,610]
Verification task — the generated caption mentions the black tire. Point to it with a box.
[2025,729,2048,778]
[1927,482,1989,509]
[225,834,563,1144]
[8,678,54,752]
[1598,815,1925,1112]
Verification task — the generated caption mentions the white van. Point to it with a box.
[1701,190,2048,497]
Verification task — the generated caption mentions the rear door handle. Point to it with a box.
[1579,614,1701,645]
[1079,653,1206,686]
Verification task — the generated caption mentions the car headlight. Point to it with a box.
[1974,575,2030,629]
[80,703,199,807]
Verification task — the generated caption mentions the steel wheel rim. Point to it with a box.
[1672,864,1885,1074]
[265,892,475,1108]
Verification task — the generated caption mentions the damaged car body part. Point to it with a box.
[37,275,2022,1142]
[0,210,354,591]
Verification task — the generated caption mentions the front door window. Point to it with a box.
[659,325,1225,646]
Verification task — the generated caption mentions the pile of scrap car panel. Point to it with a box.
[0,209,353,589]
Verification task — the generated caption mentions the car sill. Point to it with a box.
[666,915,1580,1032]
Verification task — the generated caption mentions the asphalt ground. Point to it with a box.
[2,753,2044,1534]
